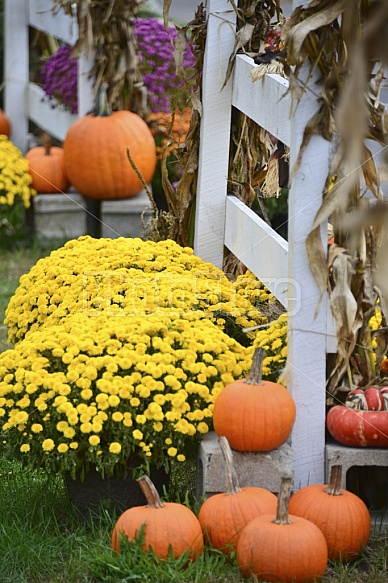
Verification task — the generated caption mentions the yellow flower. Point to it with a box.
[58,443,69,453]
[31,423,43,433]
[42,439,55,452]
[177,454,185,462]
[109,442,121,454]
[20,444,30,453]
[89,435,100,446]
[167,447,177,457]
[133,429,143,440]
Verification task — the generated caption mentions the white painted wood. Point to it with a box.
[4,0,29,152]
[193,0,236,268]
[28,83,77,142]
[287,67,330,487]
[225,196,290,307]
[28,0,77,44]
[77,54,96,118]
[233,55,291,146]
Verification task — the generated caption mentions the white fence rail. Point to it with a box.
[4,0,335,488]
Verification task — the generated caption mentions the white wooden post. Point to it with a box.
[287,0,330,488]
[194,0,236,269]
[4,0,29,152]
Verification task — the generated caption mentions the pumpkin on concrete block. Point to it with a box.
[237,477,328,583]
[213,347,296,451]
[0,109,11,137]
[63,83,157,200]
[111,475,203,562]
[25,133,70,194]
[288,465,371,562]
[198,436,277,555]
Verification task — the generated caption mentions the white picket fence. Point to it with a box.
[4,0,336,488]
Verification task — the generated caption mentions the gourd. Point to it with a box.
[288,465,371,562]
[198,436,277,554]
[213,348,296,451]
[236,477,328,583]
[111,475,203,561]
[25,133,70,194]
[0,109,11,137]
[63,83,157,200]
[326,405,388,446]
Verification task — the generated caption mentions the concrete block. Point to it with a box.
[325,442,388,489]
[196,431,294,500]
[33,192,86,241]
[33,189,154,242]
[101,190,153,239]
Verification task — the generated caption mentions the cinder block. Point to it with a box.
[325,442,388,489]
[196,431,294,500]
[101,190,153,238]
[34,192,86,240]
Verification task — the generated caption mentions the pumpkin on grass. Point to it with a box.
[236,477,328,582]
[288,465,371,562]
[25,133,70,194]
[198,436,277,554]
[63,83,157,200]
[213,347,296,451]
[111,475,203,561]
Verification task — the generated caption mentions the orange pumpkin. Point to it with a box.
[25,133,70,194]
[237,477,328,583]
[0,109,11,137]
[213,348,296,451]
[198,436,277,554]
[111,475,203,561]
[63,83,157,200]
[288,465,371,562]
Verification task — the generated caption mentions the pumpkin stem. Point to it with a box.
[218,436,242,495]
[42,132,52,156]
[273,477,293,525]
[96,82,112,117]
[136,475,165,508]
[324,465,343,496]
[245,348,265,386]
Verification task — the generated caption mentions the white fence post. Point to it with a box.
[286,1,330,488]
[4,0,29,152]
[194,0,236,269]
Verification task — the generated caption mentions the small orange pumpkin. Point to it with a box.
[25,133,70,194]
[213,348,296,451]
[111,475,203,561]
[288,465,371,562]
[63,83,157,200]
[0,109,11,137]
[237,477,328,583]
[198,436,277,554]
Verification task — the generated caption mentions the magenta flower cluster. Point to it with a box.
[39,18,195,115]
[135,18,195,112]
[40,45,78,115]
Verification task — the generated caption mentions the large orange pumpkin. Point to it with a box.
[237,477,328,583]
[0,109,11,137]
[213,348,296,451]
[288,465,371,562]
[63,83,157,200]
[111,475,203,561]
[25,133,70,194]
[198,436,277,554]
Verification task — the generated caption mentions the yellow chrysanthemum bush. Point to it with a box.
[0,135,36,208]
[5,236,267,345]
[252,313,288,382]
[0,311,251,478]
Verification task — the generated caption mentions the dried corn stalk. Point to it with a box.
[281,0,388,399]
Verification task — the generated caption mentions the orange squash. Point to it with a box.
[0,109,11,137]
[111,475,203,561]
[288,465,371,562]
[63,83,157,200]
[213,348,296,451]
[198,436,277,554]
[25,133,70,194]
[237,477,328,583]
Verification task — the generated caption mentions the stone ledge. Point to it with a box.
[196,431,294,500]
[325,441,388,489]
